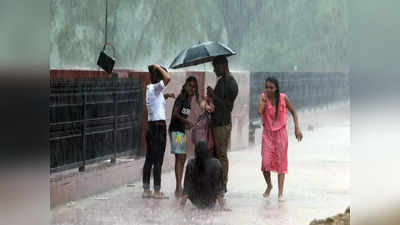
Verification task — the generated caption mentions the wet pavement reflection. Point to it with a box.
[52,106,350,225]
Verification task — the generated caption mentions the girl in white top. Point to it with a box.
[142,64,175,199]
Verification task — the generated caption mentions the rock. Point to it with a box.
[309,207,350,225]
[66,201,75,207]
[325,217,335,223]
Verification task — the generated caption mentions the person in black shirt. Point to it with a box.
[207,56,238,194]
[169,76,199,197]
[180,141,230,210]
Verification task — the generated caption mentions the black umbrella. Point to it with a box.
[169,41,237,69]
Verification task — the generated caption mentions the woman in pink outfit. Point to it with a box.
[257,77,303,201]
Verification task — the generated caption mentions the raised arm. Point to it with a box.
[152,64,171,85]
[258,93,266,116]
[285,95,303,141]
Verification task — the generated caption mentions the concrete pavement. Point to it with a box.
[51,104,350,225]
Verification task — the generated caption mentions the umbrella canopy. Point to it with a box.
[169,41,236,69]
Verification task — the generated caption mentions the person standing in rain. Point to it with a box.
[142,64,174,199]
[168,76,199,198]
[180,141,230,210]
[207,56,238,193]
[257,77,303,201]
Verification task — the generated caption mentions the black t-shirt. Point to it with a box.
[211,74,238,127]
[169,94,192,133]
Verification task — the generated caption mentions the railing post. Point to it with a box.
[111,79,117,163]
[249,126,255,145]
[79,90,87,172]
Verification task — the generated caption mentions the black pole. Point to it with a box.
[79,91,87,172]
[249,125,255,145]
[111,78,117,163]
[103,0,108,51]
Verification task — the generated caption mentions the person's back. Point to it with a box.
[184,158,223,208]
[181,141,227,210]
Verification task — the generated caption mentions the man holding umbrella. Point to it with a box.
[207,56,238,194]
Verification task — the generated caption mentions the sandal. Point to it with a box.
[152,192,169,199]
[174,190,183,198]
[142,191,153,199]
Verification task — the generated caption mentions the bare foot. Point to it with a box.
[174,190,182,198]
[263,186,272,198]
[153,191,169,199]
[278,195,285,202]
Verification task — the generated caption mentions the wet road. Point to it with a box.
[52,105,350,225]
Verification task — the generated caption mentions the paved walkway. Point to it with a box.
[52,104,350,225]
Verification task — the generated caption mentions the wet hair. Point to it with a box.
[265,76,280,119]
[148,65,168,83]
[194,140,210,173]
[212,56,228,67]
[181,76,199,103]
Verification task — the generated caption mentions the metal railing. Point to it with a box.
[49,77,143,173]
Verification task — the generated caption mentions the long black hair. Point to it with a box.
[181,76,199,104]
[265,77,280,119]
[194,140,210,174]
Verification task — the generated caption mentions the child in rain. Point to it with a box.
[257,77,303,201]
[169,76,199,198]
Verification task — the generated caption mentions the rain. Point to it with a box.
[50,0,350,225]
[50,0,348,72]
